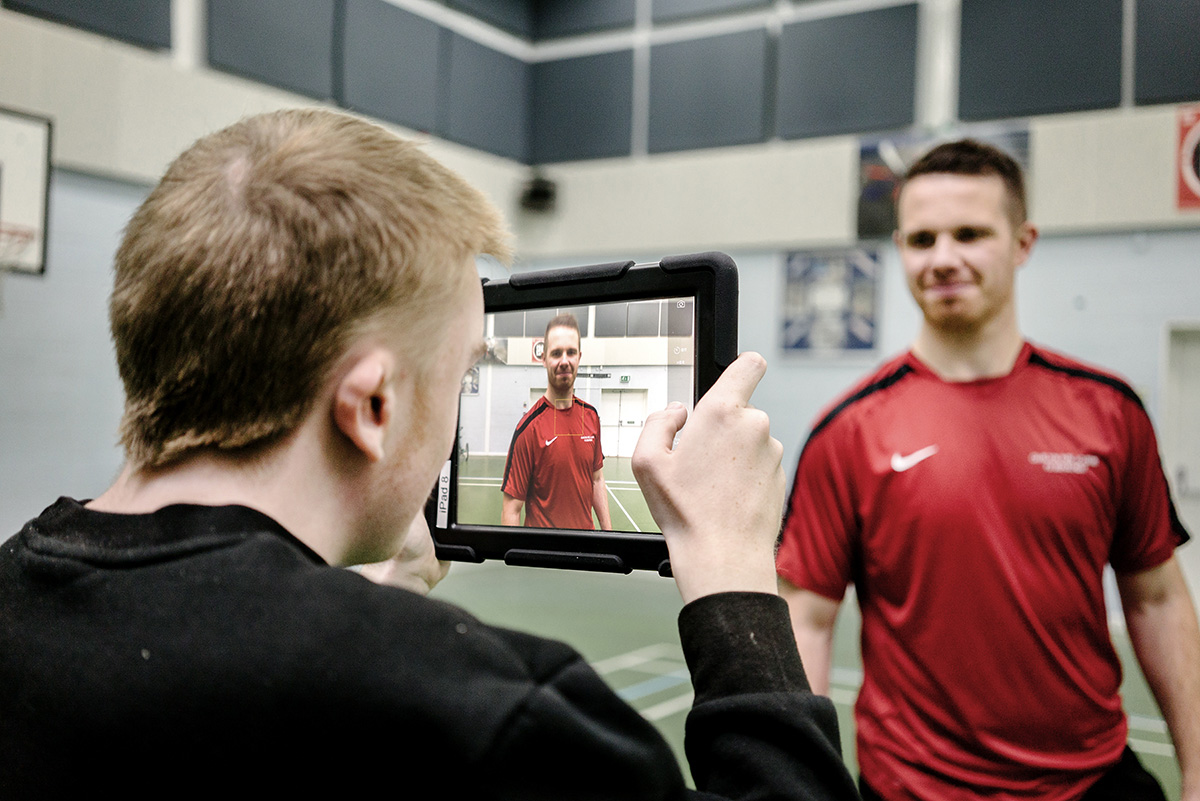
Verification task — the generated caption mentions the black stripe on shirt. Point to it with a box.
[1026,351,1145,408]
[780,363,914,535]
[502,401,551,493]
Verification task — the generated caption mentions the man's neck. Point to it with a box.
[544,389,574,410]
[911,320,1024,382]
[86,426,350,564]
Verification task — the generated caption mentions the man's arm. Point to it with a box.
[633,352,859,799]
[633,353,782,601]
[591,468,612,530]
[501,493,523,527]
[1117,555,1200,801]
[779,576,842,696]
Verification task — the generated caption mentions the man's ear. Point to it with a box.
[332,349,396,462]
[1014,221,1040,268]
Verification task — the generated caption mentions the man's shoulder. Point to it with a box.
[513,396,553,435]
[1023,342,1143,407]
[808,351,919,440]
[573,396,599,415]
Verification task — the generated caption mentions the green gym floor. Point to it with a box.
[456,453,658,531]
[435,457,1183,798]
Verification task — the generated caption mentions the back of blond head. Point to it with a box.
[111,108,510,468]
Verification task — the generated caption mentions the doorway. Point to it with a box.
[600,389,648,459]
[1163,325,1200,609]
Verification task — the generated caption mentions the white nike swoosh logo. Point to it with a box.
[544,437,557,446]
[891,445,939,472]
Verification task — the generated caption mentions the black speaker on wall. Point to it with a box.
[520,175,557,213]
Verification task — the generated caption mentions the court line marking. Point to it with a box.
[593,643,681,674]
[1128,714,1168,735]
[617,670,691,701]
[642,691,694,721]
[593,643,693,721]
[1129,737,1176,757]
[459,475,640,487]
[607,483,641,532]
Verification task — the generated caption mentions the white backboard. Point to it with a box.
[0,107,52,275]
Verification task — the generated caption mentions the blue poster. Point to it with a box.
[782,249,879,352]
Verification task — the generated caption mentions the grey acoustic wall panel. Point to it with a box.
[531,50,633,163]
[776,5,917,140]
[652,0,772,24]
[535,0,634,39]
[208,0,336,100]
[1135,0,1200,106]
[960,0,1122,120]
[442,33,529,162]
[648,29,769,154]
[2,0,170,49]
[341,0,442,133]
[448,0,534,38]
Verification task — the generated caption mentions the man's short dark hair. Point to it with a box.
[901,138,1027,224]
[544,312,580,342]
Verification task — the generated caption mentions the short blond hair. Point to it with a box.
[111,108,510,468]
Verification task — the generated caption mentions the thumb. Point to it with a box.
[633,403,688,469]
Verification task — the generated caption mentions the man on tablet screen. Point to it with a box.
[501,313,612,530]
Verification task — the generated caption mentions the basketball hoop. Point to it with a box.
[0,223,35,267]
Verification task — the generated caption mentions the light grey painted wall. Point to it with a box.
[4,172,1199,542]
[460,362,677,458]
[732,229,1200,473]
[0,170,144,538]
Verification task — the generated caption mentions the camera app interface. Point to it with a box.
[455,296,695,533]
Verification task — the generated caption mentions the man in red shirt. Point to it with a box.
[777,139,1200,801]
[502,313,612,530]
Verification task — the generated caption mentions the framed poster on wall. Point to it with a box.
[782,248,879,353]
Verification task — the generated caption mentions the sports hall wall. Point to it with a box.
[1,1,1199,543]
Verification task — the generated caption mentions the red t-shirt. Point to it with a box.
[776,342,1188,800]
[502,396,604,529]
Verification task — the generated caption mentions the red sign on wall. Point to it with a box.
[1179,106,1200,209]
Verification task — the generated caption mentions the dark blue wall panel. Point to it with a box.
[652,0,771,24]
[341,0,442,133]
[1135,0,1200,106]
[535,0,634,39]
[442,32,529,162]
[447,0,534,38]
[960,0,1122,120]
[648,29,769,154]
[2,0,169,49]
[776,5,917,140]
[532,51,633,162]
[208,0,336,100]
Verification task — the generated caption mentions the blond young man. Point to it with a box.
[777,139,1200,801]
[502,313,612,530]
[0,109,858,799]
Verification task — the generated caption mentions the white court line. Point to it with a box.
[1128,714,1168,734]
[591,643,693,722]
[828,687,858,706]
[607,483,641,532]
[1129,737,1176,757]
[642,690,695,721]
[592,643,681,674]
[831,667,863,687]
